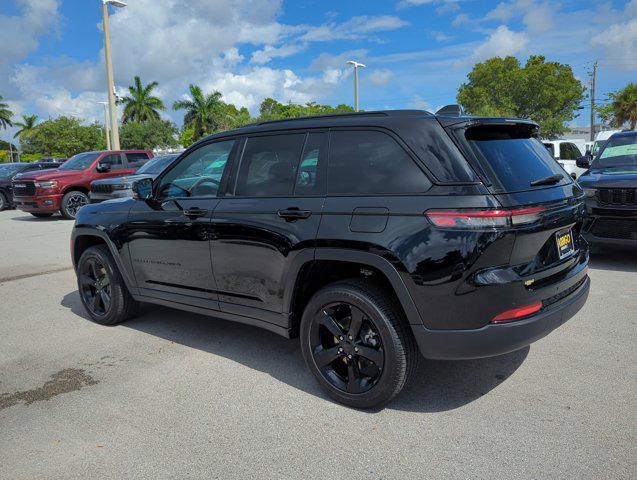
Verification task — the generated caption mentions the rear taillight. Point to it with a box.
[425,206,546,229]
[492,301,542,323]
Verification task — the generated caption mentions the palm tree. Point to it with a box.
[118,76,165,123]
[0,96,13,130]
[607,83,637,130]
[173,85,227,139]
[13,114,38,139]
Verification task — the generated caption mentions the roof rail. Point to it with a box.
[248,109,430,127]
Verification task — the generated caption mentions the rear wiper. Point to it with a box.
[530,173,563,187]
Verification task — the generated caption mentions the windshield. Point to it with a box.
[462,124,569,192]
[59,152,100,171]
[593,135,637,168]
[592,140,605,156]
[137,155,177,175]
[0,164,23,177]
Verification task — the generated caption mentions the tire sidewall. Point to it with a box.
[300,285,406,409]
[62,191,88,219]
[0,191,6,210]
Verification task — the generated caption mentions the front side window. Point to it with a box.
[59,152,100,171]
[156,140,235,199]
[100,154,125,170]
[594,135,637,168]
[328,130,432,195]
[235,134,305,197]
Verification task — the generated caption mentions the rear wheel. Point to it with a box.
[30,212,54,218]
[300,279,418,409]
[61,191,88,219]
[0,191,7,210]
[77,245,139,325]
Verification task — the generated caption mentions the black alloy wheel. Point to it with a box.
[76,245,139,325]
[310,302,384,394]
[300,280,418,409]
[79,257,112,317]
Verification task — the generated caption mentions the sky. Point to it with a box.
[1,0,636,143]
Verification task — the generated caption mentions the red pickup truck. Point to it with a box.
[12,150,153,219]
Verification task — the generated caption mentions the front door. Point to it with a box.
[211,131,327,323]
[125,139,238,304]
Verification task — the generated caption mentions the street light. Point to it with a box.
[99,101,111,150]
[101,0,126,150]
[346,60,366,112]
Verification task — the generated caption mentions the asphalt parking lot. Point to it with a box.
[0,208,635,479]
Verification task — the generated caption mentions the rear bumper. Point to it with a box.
[412,275,590,360]
[14,194,62,212]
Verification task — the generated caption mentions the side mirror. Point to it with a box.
[132,178,153,200]
[96,162,111,173]
[576,154,591,169]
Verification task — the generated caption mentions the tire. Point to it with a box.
[0,191,6,211]
[77,245,139,325]
[300,279,419,409]
[61,190,89,219]
[30,212,54,218]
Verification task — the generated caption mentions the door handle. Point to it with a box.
[277,208,312,221]
[184,207,208,218]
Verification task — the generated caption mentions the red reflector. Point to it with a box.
[492,301,542,323]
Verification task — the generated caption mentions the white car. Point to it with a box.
[542,140,585,178]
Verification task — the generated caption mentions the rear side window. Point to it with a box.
[462,124,570,193]
[126,152,150,168]
[235,134,305,197]
[295,132,327,196]
[328,130,432,195]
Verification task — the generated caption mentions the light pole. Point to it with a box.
[101,0,126,150]
[99,101,111,150]
[346,60,366,112]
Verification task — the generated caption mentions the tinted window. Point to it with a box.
[463,124,569,192]
[126,152,150,168]
[543,143,555,157]
[101,154,125,170]
[328,130,432,195]
[59,152,100,171]
[295,132,327,196]
[594,134,637,168]
[0,164,23,177]
[235,134,305,197]
[157,140,234,199]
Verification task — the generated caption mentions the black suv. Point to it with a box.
[0,162,61,210]
[577,130,637,246]
[71,110,590,408]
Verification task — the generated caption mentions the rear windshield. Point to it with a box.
[593,134,637,168]
[461,124,570,193]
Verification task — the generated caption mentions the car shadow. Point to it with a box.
[11,214,63,221]
[60,290,528,413]
[589,247,637,273]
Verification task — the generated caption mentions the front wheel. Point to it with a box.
[300,279,418,409]
[61,191,88,219]
[77,245,139,325]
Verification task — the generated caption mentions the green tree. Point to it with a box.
[120,119,179,150]
[173,85,225,139]
[597,83,637,130]
[257,98,354,122]
[457,56,586,138]
[13,114,38,140]
[178,127,195,148]
[118,76,165,123]
[0,95,13,129]
[21,116,105,157]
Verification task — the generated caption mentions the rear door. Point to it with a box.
[210,131,327,324]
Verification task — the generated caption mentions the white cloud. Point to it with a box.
[407,95,431,110]
[250,43,307,65]
[300,15,407,42]
[369,69,393,86]
[472,26,529,62]
[591,19,637,68]
[484,0,556,34]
